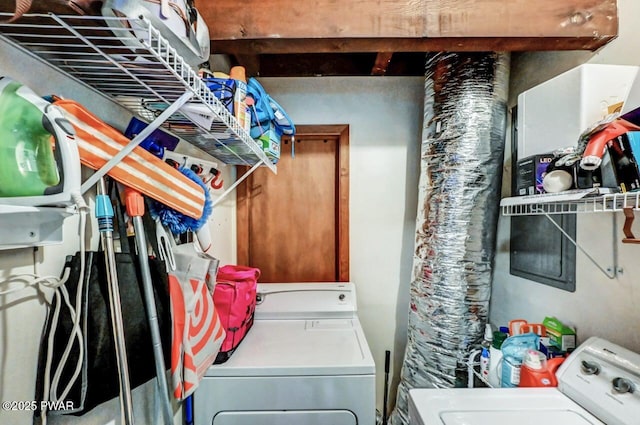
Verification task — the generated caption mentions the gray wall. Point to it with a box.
[259,77,424,412]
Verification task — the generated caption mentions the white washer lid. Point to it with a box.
[409,388,604,425]
[440,411,599,425]
[255,283,357,319]
[205,317,375,377]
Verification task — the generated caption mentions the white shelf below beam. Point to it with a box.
[500,188,640,216]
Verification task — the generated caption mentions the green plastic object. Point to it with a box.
[0,80,60,197]
[492,331,508,349]
[542,316,577,351]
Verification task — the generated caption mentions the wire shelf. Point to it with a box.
[500,189,640,216]
[0,13,276,173]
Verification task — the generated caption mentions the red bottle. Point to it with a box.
[519,349,565,387]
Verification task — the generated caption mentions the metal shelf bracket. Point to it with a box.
[542,212,620,280]
[80,91,194,194]
[211,160,264,208]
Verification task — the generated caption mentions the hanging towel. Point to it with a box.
[169,243,225,400]
[53,98,206,220]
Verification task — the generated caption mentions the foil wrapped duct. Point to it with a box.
[389,52,509,425]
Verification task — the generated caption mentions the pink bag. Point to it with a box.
[213,265,260,364]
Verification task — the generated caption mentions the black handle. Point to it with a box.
[383,350,391,425]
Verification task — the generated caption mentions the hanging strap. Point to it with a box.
[142,0,192,33]
[5,0,97,22]
[67,0,99,15]
[6,0,32,22]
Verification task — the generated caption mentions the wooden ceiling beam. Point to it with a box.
[233,54,261,77]
[211,36,615,56]
[198,0,618,53]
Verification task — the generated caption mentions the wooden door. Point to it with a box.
[237,125,349,283]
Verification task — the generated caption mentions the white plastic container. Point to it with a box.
[501,357,521,387]
[517,64,639,158]
[487,345,503,387]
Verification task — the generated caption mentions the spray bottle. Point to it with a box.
[229,66,251,133]
[0,78,80,206]
[479,324,493,380]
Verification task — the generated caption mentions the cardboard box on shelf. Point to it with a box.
[542,317,576,352]
[255,123,282,163]
[516,153,554,196]
[233,79,250,133]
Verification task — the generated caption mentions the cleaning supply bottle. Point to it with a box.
[229,66,251,133]
[482,324,493,347]
[480,348,490,380]
[479,324,493,380]
[487,330,508,387]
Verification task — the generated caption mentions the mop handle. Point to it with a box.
[96,179,135,425]
[124,187,174,425]
[383,350,390,425]
[185,394,194,425]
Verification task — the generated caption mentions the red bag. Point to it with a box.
[213,265,260,364]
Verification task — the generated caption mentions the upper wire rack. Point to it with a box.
[501,191,640,216]
[0,12,275,172]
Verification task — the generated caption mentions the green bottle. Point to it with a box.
[0,80,59,197]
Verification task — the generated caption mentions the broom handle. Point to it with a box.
[383,350,390,425]
[125,188,174,425]
[97,178,135,425]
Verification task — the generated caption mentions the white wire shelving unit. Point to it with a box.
[466,349,492,389]
[500,188,640,280]
[0,12,276,202]
[500,188,640,216]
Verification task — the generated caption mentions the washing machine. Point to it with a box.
[409,337,640,425]
[194,282,376,425]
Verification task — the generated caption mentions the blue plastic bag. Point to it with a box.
[500,332,540,388]
[246,78,295,137]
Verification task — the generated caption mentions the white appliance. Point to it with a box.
[409,337,640,425]
[517,64,639,157]
[194,282,376,425]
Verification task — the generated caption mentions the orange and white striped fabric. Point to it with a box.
[169,243,225,400]
[53,98,206,220]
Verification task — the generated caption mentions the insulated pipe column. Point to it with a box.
[389,52,509,425]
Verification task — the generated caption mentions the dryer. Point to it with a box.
[194,282,376,425]
[409,337,640,425]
